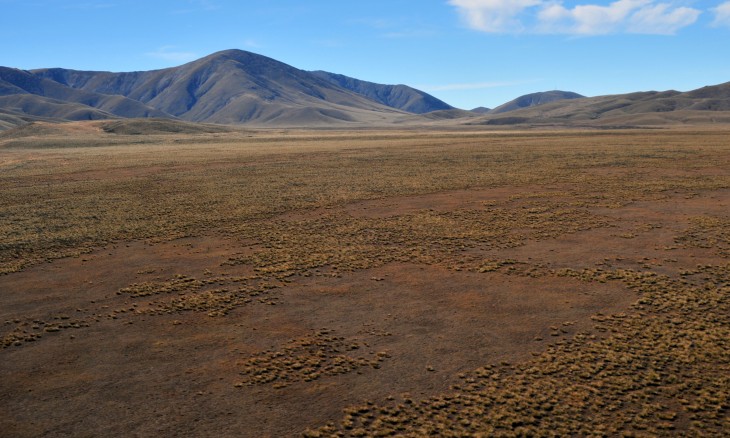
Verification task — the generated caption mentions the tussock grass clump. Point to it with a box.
[2,316,91,348]
[676,216,730,257]
[1,129,729,434]
[119,274,282,317]
[235,330,390,388]
[226,203,613,278]
[308,265,729,436]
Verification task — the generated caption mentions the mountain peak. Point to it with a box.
[4,50,415,127]
[198,49,268,63]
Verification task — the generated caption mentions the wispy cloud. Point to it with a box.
[382,29,437,38]
[353,16,437,39]
[350,18,395,29]
[195,0,219,10]
[449,0,702,35]
[242,39,263,49]
[712,1,730,27]
[173,0,220,14]
[145,46,198,63]
[449,0,541,33]
[63,2,115,10]
[418,80,539,92]
[312,39,346,48]
[538,1,701,35]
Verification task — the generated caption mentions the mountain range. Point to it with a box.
[469,82,730,127]
[1,50,454,129]
[1,49,730,130]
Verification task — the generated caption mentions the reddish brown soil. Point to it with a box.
[1,187,727,437]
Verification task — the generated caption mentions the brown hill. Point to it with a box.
[0,107,57,131]
[0,119,241,149]
[29,50,408,126]
[489,90,584,114]
[467,82,730,127]
[0,67,172,121]
[2,49,730,130]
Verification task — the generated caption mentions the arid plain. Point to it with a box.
[1,123,728,437]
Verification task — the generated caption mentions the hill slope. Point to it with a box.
[470,107,491,114]
[309,71,453,114]
[489,90,584,114]
[2,49,730,130]
[0,67,172,121]
[468,82,730,126]
[30,50,408,126]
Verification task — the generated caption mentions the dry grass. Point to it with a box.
[1,129,727,276]
[235,329,390,388]
[1,127,729,436]
[308,265,730,436]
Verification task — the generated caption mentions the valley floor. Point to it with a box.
[1,128,728,436]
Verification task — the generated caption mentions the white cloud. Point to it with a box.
[450,0,701,35]
[448,0,542,33]
[711,1,730,27]
[540,0,652,34]
[145,47,198,63]
[626,3,701,35]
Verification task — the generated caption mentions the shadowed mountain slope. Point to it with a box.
[309,71,453,114]
[0,107,53,131]
[0,94,114,121]
[0,67,172,121]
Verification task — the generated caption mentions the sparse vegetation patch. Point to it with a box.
[1,129,728,436]
[236,330,390,388]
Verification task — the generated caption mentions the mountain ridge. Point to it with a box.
[4,50,430,128]
[31,50,405,124]
[1,49,729,130]
[467,82,730,127]
[309,71,453,114]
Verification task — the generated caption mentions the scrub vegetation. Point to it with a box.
[1,126,728,436]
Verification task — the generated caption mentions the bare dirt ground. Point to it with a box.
[1,128,728,437]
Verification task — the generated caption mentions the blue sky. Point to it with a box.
[1,0,730,109]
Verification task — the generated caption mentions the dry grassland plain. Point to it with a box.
[1,127,729,437]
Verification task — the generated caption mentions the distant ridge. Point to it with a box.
[309,71,453,114]
[489,90,584,114]
[470,107,491,114]
[0,66,172,120]
[468,82,730,127]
